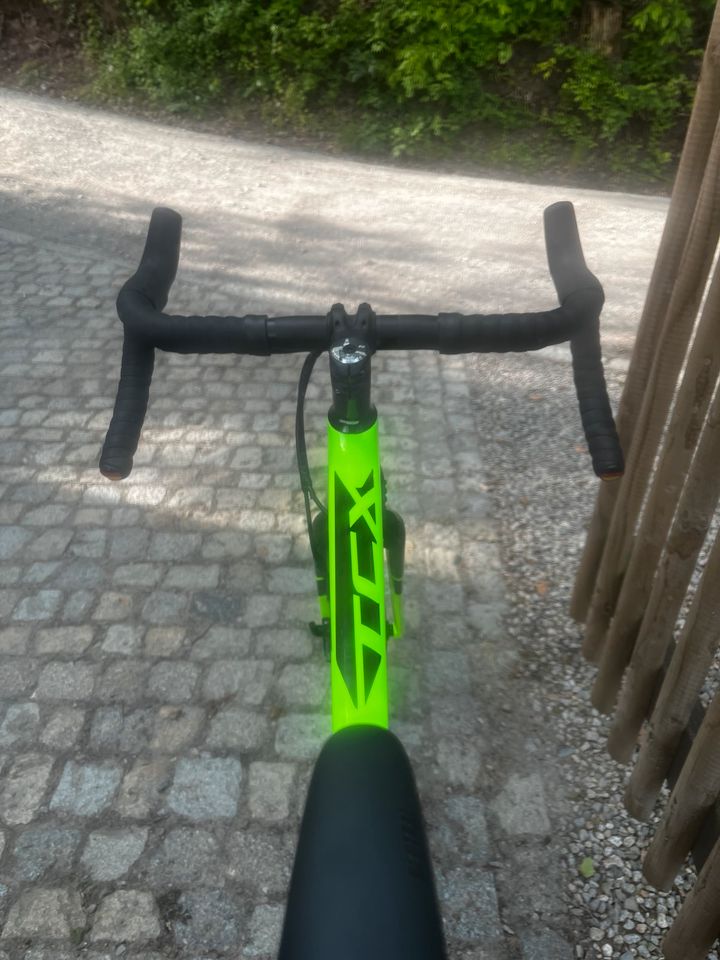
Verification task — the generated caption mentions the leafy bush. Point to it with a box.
[539,0,712,172]
[38,0,718,179]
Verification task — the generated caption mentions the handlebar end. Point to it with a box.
[99,458,132,482]
[99,337,155,484]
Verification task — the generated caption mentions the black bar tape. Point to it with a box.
[117,289,271,356]
[570,319,625,479]
[544,202,624,479]
[544,201,603,306]
[98,206,181,480]
[99,334,154,480]
[126,206,182,310]
[436,308,576,354]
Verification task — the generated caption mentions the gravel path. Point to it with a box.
[471,348,720,960]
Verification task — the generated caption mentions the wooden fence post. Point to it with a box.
[606,380,720,769]
[571,1,720,626]
[578,111,720,663]
[643,687,720,890]
[662,836,720,960]
[587,242,720,716]
[623,523,720,820]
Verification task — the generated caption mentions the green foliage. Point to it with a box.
[541,0,710,173]
[40,0,718,179]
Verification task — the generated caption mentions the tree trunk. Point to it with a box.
[585,1,623,57]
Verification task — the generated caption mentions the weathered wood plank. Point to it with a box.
[590,248,720,719]
[624,523,720,820]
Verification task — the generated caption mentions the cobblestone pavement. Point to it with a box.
[0,89,668,959]
[0,221,511,959]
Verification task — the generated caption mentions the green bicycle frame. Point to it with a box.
[327,420,388,731]
[301,313,405,734]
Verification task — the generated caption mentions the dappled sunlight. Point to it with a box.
[1,86,664,346]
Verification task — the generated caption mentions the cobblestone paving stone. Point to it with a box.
[0,223,512,958]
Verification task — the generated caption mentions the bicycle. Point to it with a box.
[99,201,623,959]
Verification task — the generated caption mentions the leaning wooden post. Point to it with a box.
[588,237,720,716]
[607,381,720,771]
[643,687,720,890]
[578,109,720,663]
[570,0,720,625]
[624,525,720,821]
[663,837,720,960]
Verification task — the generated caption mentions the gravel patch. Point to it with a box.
[472,347,720,960]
